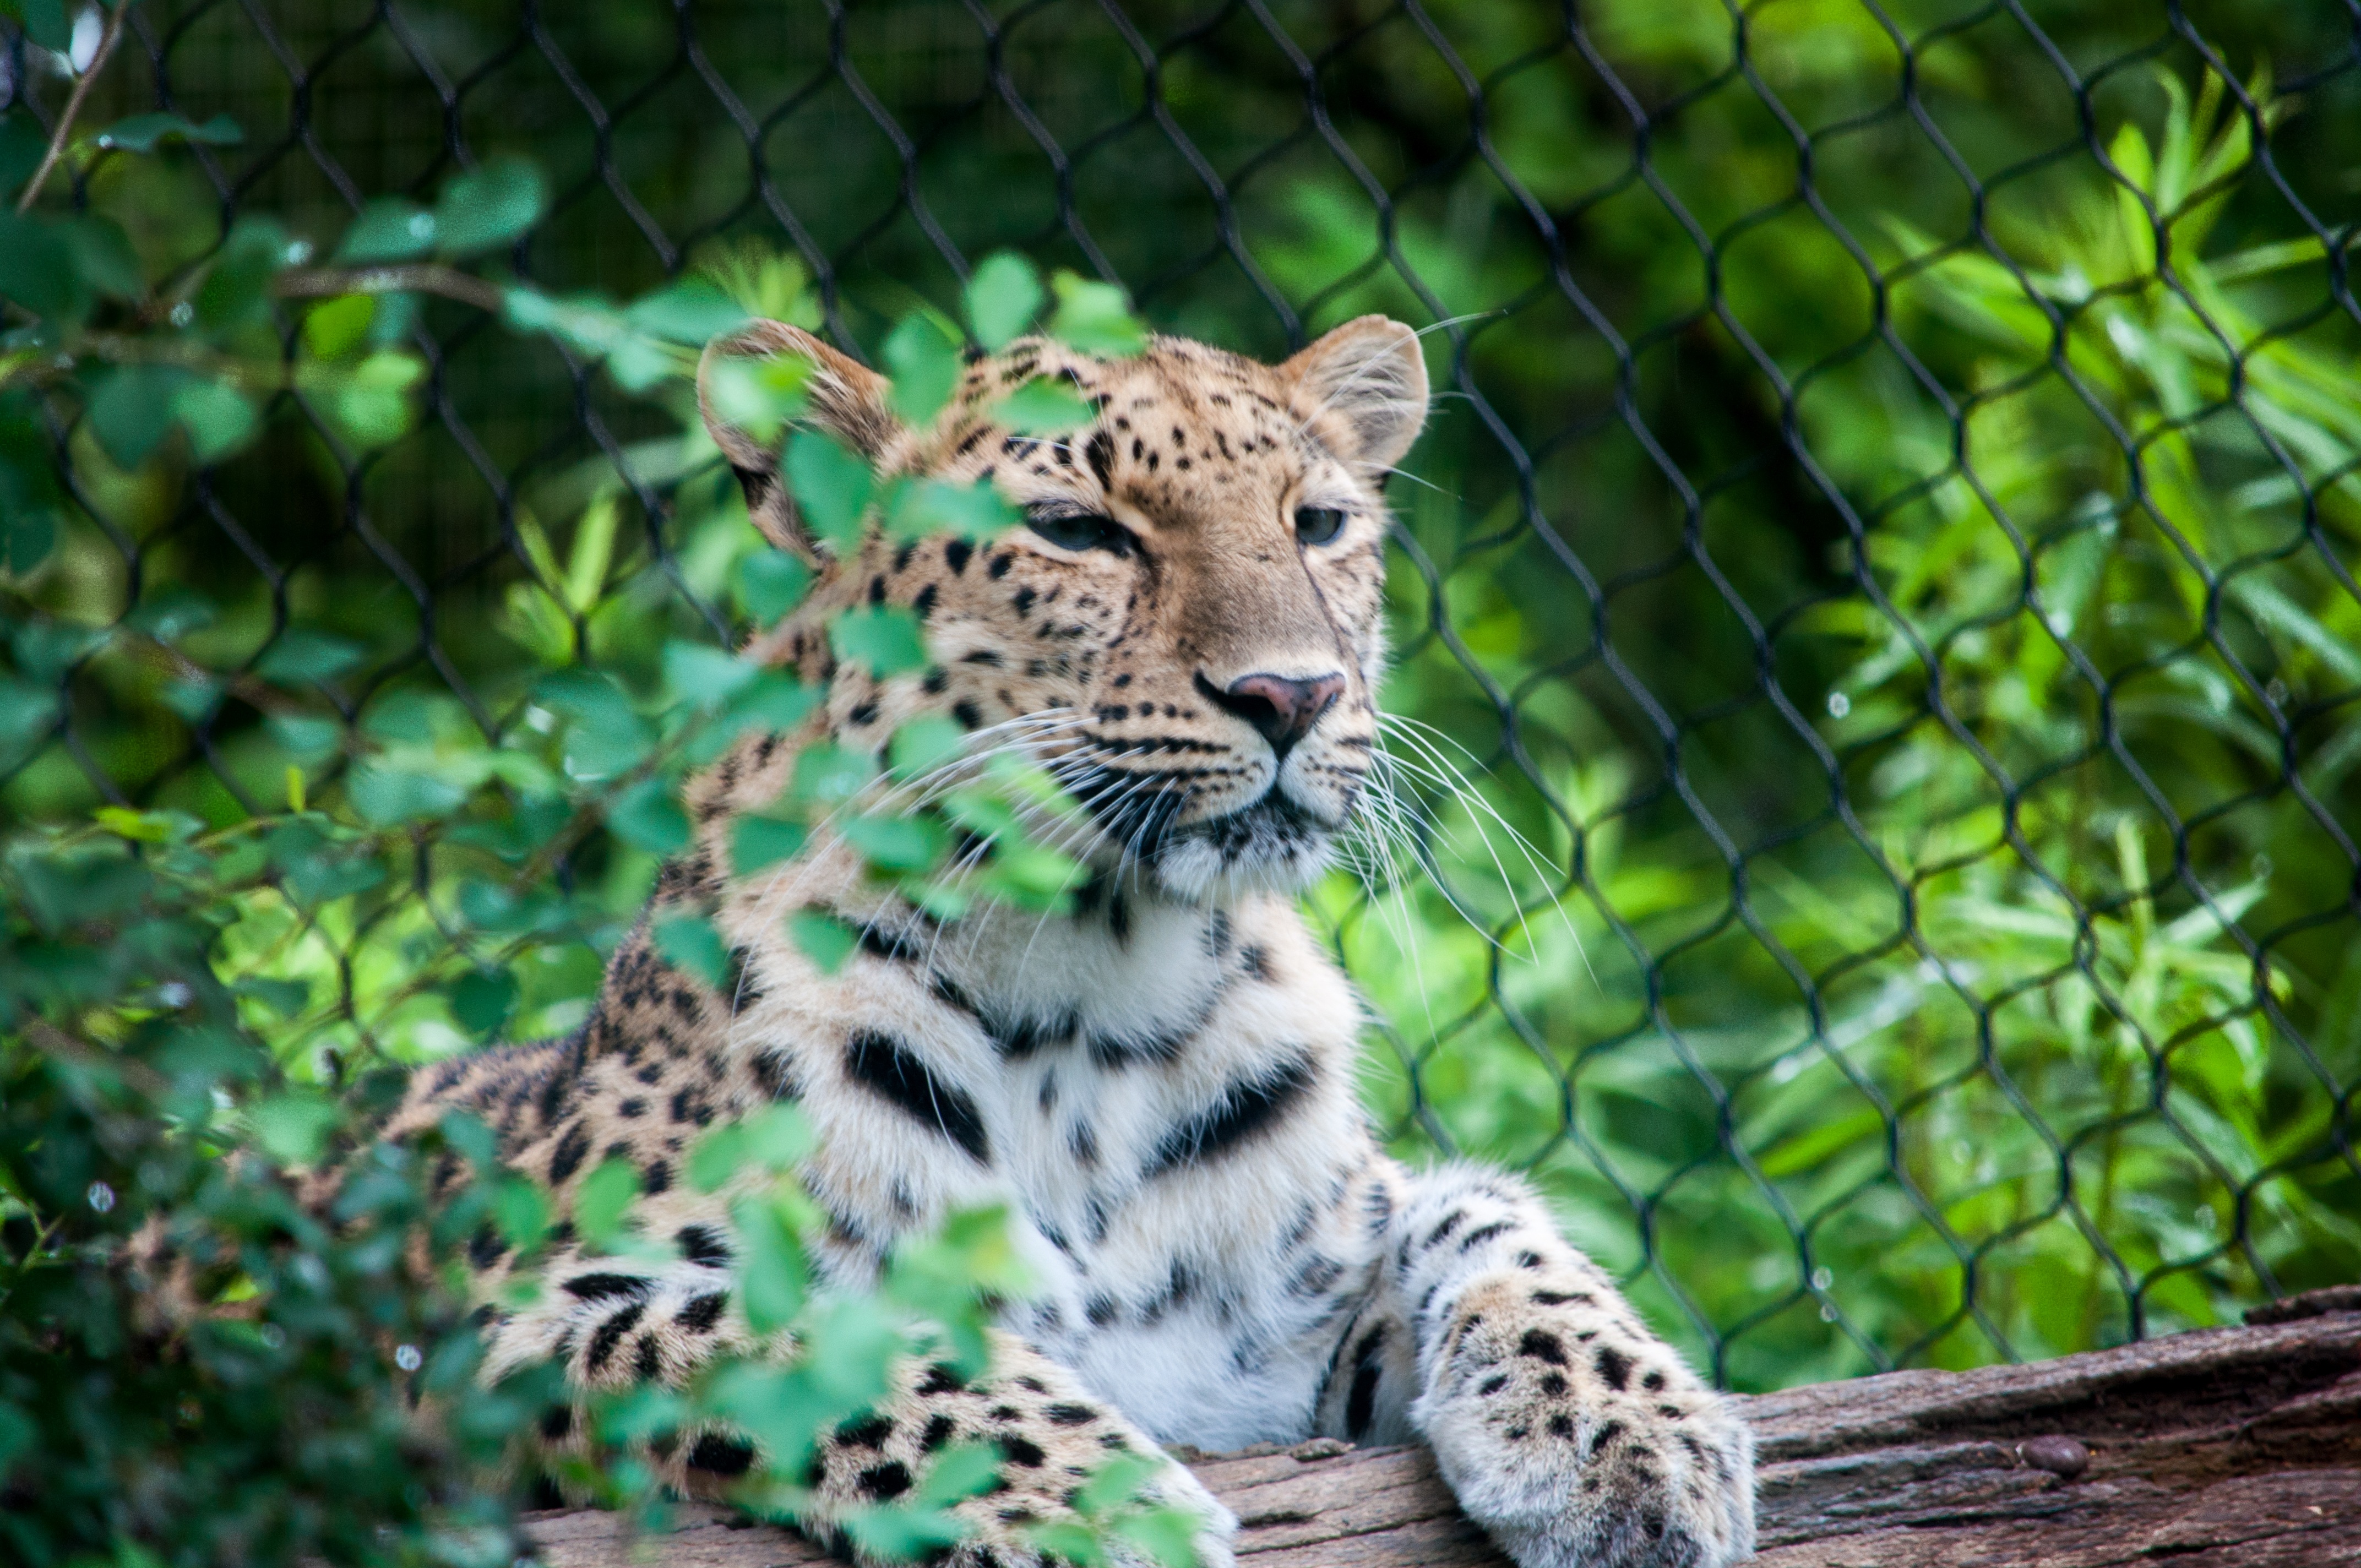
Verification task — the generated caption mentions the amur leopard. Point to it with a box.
[374,314,1757,1567]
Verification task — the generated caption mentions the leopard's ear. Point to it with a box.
[1283,315,1430,477]
[697,320,905,562]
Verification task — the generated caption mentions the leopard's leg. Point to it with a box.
[1320,1163,1754,1568]
[492,1246,1236,1568]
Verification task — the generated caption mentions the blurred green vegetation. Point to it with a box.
[2,0,2357,1434]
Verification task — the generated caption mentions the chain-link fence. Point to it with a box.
[5,0,2358,1393]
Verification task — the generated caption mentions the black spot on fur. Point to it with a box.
[540,1403,574,1440]
[1643,1368,1667,1391]
[836,1413,894,1448]
[564,1272,652,1302]
[843,1031,991,1163]
[1532,1289,1592,1306]
[752,1048,801,1102]
[1519,1329,1568,1366]
[945,538,973,574]
[678,1292,726,1332]
[677,1224,732,1266]
[1459,1219,1513,1252]
[1541,1372,1568,1396]
[586,1302,645,1373]
[469,1224,508,1268]
[912,583,938,618]
[1239,945,1274,982]
[641,1158,671,1196]
[1045,1403,1096,1426]
[988,552,1014,579]
[687,1434,756,1476]
[635,1335,662,1381]
[998,1435,1046,1468]
[858,1461,912,1500]
[922,1413,958,1450]
[1589,1419,1624,1456]
[1595,1343,1633,1391]
[1549,1413,1575,1439]
[1144,1054,1315,1177]
[953,699,984,729]
[548,1121,591,1184]
[917,1363,967,1396]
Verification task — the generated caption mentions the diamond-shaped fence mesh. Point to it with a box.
[5,0,2358,1393]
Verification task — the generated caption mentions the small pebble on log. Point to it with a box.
[2019,1435,2091,1479]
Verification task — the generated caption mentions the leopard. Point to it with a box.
[370,313,1758,1568]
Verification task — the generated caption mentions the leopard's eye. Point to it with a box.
[1295,507,1350,547]
[1025,507,1129,554]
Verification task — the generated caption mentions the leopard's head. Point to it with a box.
[699,315,1428,901]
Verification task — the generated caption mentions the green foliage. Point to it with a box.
[0,59,1178,1559]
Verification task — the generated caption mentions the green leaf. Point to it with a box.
[1048,271,1147,357]
[347,762,467,825]
[663,640,759,709]
[731,1193,809,1332]
[841,813,947,874]
[887,476,1021,543]
[434,156,547,259]
[492,1174,551,1251]
[705,352,812,447]
[257,628,364,686]
[0,509,55,578]
[625,278,747,345]
[965,251,1045,351]
[450,968,517,1039]
[884,311,962,425]
[338,198,438,264]
[652,911,730,989]
[6,0,69,52]
[304,293,376,360]
[829,603,928,677]
[574,1158,640,1250]
[732,814,808,875]
[327,350,425,449]
[785,429,875,552]
[0,677,58,754]
[193,218,290,335]
[170,377,259,464]
[92,111,244,154]
[610,777,693,855]
[993,378,1094,435]
[86,365,196,469]
[0,213,90,323]
[0,113,46,197]
[736,547,813,624]
[248,1093,344,1168]
[59,216,143,300]
[788,908,859,974]
[889,715,967,781]
[792,742,873,806]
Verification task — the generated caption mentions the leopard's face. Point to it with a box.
[701,315,1428,901]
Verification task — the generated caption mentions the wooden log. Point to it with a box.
[524,1288,2361,1567]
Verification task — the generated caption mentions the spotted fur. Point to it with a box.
[372,316,1754,1567]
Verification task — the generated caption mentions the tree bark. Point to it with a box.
[524,1289,2361,1567]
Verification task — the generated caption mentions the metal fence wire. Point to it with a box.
[4,0,2359,1393]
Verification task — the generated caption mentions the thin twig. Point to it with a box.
[274,264,506,313]
[14,1,132,215]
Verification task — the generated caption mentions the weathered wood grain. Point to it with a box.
[524,1290,2361,1568]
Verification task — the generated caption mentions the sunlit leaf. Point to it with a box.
[433,156,546,259]
[965,251,1045,351]
[829,604,928,677]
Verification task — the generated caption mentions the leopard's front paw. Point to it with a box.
[1422,1344,1755,1568]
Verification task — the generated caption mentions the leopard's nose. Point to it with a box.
[1195,671,1347,760]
